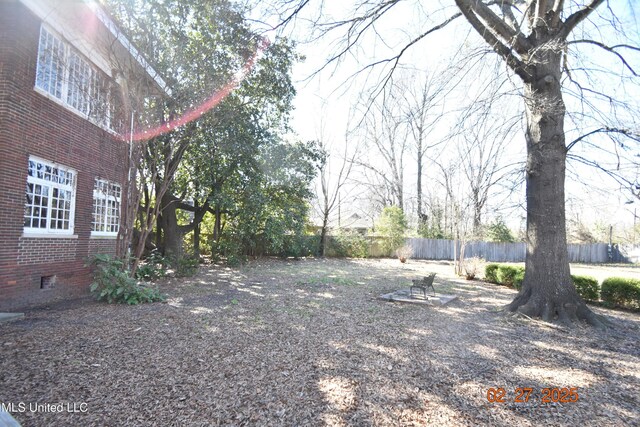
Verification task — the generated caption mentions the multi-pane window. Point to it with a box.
[90,72,113,128]
[24,157,76,234]
[92,179,121,235]
[35,26,66,99]
[35,25,114,130]
[67,51,91,114]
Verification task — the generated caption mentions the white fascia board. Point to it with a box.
[19,0,115,78]
[19,0,171,96]
[83,0,171,96]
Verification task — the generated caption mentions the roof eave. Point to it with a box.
[83,0,172,97]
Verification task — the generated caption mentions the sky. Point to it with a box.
[258,1,640,240]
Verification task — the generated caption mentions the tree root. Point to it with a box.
[505,287,531,313]
[506,290,613,330]
[578,304,615,329]
[513,312,569,332]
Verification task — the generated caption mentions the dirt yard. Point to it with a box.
[1,258,638,426]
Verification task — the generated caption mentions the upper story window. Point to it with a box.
[92,179,122,236]
[35,26,66,99]
[35,25,114,130]
[67,51,92,114]
[24,157,76,235]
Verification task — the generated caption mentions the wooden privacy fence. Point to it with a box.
[406,238,611,263]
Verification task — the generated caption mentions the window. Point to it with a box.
[90,71,113,128]
[24,157,76,234]
[66,51,91,114]
[92,179,121,235]
[35,25,114,130]
[35,26,66,99]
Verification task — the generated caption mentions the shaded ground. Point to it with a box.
[0,258,638,426]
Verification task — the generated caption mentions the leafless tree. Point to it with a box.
[266,0,640,327]
[400,71,449,220]
[454,102,522,232]
[314,136,359,256]
[431,157,473,275]
[353,81,410,211]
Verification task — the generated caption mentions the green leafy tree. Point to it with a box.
[375,206,408,256]
[217,140,321,262]
[172,38,300,254]
[417,203,449,239]
[486,218,516,243]
[105,0,266,267]
[108,0,308,263]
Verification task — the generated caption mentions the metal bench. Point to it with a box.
[410,273,437,299]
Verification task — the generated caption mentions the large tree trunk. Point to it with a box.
[505,45,607,328]
[193,222,201,258]
[213,205,222,242]
[159,192,185,260]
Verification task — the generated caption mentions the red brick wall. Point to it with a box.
[88,238,118,258]
[17,238,78,265]
[0,2,128,310]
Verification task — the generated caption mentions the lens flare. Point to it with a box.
[125,37,270,142]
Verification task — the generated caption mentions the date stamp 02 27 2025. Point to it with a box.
[486,387,579,404]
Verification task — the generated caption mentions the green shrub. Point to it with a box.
[134,249,169,281]
[513,269,525,290]
[485,264,525,288]
[486,267,602,299]
[375,206,408,255]
[328,231,369,258]
[485,264,500,283]
[213,238,247,267]
[571,275,599,301]
[89,254,166,305]
[279,234,320,258]
[496,265,524,287]
[175,256,199,277]
[601,277,640,309]
[226,253,245,268]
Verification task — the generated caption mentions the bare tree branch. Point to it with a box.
[560,0,606,39]
[567,39,639,76]
[454,0,530,81]
[566,127,640,152]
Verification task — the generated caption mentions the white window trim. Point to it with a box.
[34,24,117,134]
[89,235,118,240]
[23,156,77,236]
[21,233,79,239]
[91,178,122,237]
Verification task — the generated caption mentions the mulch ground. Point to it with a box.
[1,258,638,426]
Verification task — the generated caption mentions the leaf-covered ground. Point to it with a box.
[1,258,638,426]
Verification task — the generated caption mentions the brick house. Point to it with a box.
[0,0,167,310]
